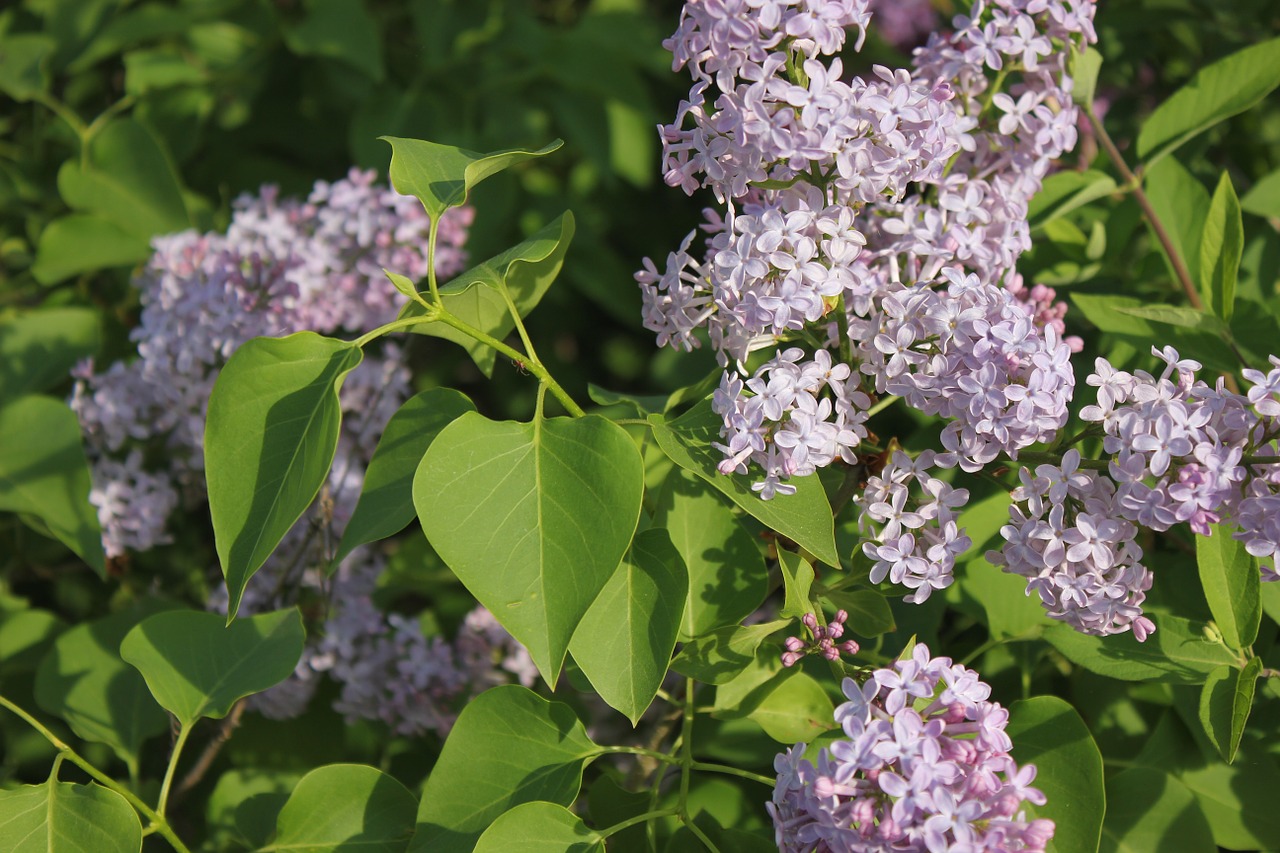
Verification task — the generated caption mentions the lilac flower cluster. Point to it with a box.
[783,610,860,667]
[640,0,1095,497]
[769,644,1053,852]
[858,450,972,604]
[866,0,937,52]
[69,172,535,734]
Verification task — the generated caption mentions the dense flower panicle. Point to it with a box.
[769,644,1053,852]
[858,450,972,603]
[640,0,1094,498]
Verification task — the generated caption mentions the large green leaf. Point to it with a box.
[1099,769,1214,853]
[414,412,643,683]
[1195,524,1261,650]
[1069,293,1238,373]
[569,528,687,724]
[30,214,152,285]
[0,607,65,675]
[398,213,575,376]
[120,608,304,725]
[746,671,836,743]
[268,764,416,852]
[1199,173,1243,322]
[382,136,563,219]
[334,388,475,564]
[0,396,104,575]
[0,309,100,404]
[205,769,300,851]
[410,686,598,853]
[1137,37,1280,165]
[1045,613,1238,683]
[1006,696,1105,853]
[652,469,768,639]
[0,782,141,853]
[670,620,790,685]
[56,118,190,240]
[648,400,839,566]
[1197,658,1261,764]
[34,604,172,769]
[205,333,363,617]
[473,803,604,853]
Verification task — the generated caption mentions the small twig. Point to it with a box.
[171,699,247,804]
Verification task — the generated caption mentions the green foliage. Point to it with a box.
[0,781,142,853]
[1198,172,1243,321]
[1195,524,1261,650]
[671,620,790,684]
[267,764,417,852]
[0,309,100,404]
[414,411,643,684]
[473,802,604,853]
[745,671,836,743]
[204,333,363,618]
[1197,658,1261,764]
[1099,769,1214,853]
[1044,614,1238,683]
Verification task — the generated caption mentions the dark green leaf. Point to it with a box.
[205,769,300,851]
[0,309,100,403]
[569,528,687,724]
[670,620,789,684]
[334,388,475,564]
[410,686,597,853]
[821,589,895,637]
[648,400,839,566]
[120,608,304,725]
[473,802,604,853]
[653,469,767,640]
[745,671,836,743]
[414,412,643,684]
[282,0,384,81]
[1196,523,1261,649]
[1199,172,1243,322]
[1006,696,1104,853]
[1198,658,1261,764]
[35,604,172,769]
[270,764,416,852]
[0,782,141,853]
[205,333,363,617]
[1045,613,1238,683]
[0,33,54,101]
[30,214,151,285]
[0,396,104,575]
[399,213,575,376]
[1137,37,1280,165]
[1099,768,1214,853]
[381,136,562,219]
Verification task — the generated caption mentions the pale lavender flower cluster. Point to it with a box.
[858,450,972,603]
[769,644,1053,852]
[988,449,1155,640]
[867,0,937,51]
[640,0,1094,497]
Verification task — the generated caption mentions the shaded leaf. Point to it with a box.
[1242,168,1280,219]
[0,309,100,404]
[1045,613,1237,683]
[671,620,789,685]
[746,671,836,743]
[282,0,384,81]
[0,33,55,101]
[473,802,603,853]
[269,764,416,852]
[1099,769,1214,853]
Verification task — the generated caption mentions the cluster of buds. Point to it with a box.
[782,610,860,666]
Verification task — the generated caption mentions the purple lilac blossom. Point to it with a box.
[769,643,1053,852]
[69,171,535,735]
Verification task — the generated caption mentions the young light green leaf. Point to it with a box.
[0,782,142,853]
[399,213,575,376]
[334,388,476,565]
[1195,523,1261,650]
[569,528,688,725]
[1242,168,1280,219]
[120,608,304,726]
[0,309,100,404]
[1113,304,1228,334]
[0,396,105,575]
[205,333,363,617]
[671,620,789,684]
[777,548,814,620]
[385,269,423,303]
[31,214,152,285]
[414,412,643,684]
[1027,170,1116,231]
[1145,156,1210,286]
[1044,613,1238,683]
[746,671,836,743]
[473,802,604,853]
[34,604,173,769]
[1198,658,1262,764]
[1137,36,1280,165]
[381,136,563,218]
[1006,696,1105,853]
[648,400,839,566]
[410,686,597,853]
[1099,769,1215,853]
[1070,46,1103,108]
[56,119,190,240]
[653,469,767,640]
[1198,172,1243,322]
[269,764,416,852]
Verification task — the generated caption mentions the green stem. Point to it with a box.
[34,92,88,139]
[598,745,678,764]
[0,695,192,853]
[681,815,721,853]
[155,721,192,821]
[350,313,438,349]
[425,217,442,305]
[690,762,774,787]
[500,283,539,364]
[679,678,695,806]
[84,95,136,144]
[599,807,679,839]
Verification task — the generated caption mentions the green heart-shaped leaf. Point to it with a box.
[270,764,416,852]
[474,803,604,853]
[381,136,562,218]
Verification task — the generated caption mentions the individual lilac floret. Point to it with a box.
[988,450,1156,641]
[769,644,1054,852]
[782,610,860,667]
[858,450,972,603]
